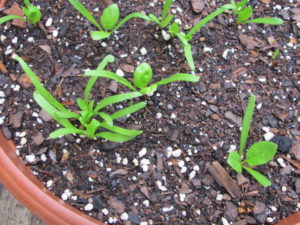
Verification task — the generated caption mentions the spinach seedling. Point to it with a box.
[227,94,278,187]
[14,55,146,142]
[85,62,200,96]
[68,0,150,40]
[0,0,42,26]
[231,0,283,25]
[271,49,280,60]
[149,0,174,28]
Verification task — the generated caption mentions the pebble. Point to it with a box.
[156,112,162,120]
[45,18,53,27]
[216,194,223,201]
[120,212,129,220]
[102,208,109,215]
[53,30,59,37]
[140,47,147,55]
[116,69,124,77]
[84,203,93,211]
[264,132,274,141]
[253,202,266,214]
[270,136,292,153]
[277,158,286,168]
[189,170,196,180]
[162,206,174,212]
[162,30,170,41]
[46,180,53,187]
[172,149,182,157]
[2,126,12,139]
[138,148,147,157]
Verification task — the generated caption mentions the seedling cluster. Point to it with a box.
[1,0,284,186]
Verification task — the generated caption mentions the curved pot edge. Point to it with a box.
[0,130,104,225]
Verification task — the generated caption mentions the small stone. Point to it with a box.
[84,203,93,211]
[140,47,147,55]
[116,69,124,77]
[162,206,174,212]
[162,30,170,41]
[224,202,238,221]
[102,208,109,215]
[172,149,182,157]
[32,132,44,145]
[39,109,52,122]
[46,180,53,188]
[139,148,147,158]
[291,141,300,160]
[2,126,12,139]
[156,112,162,120]
[253,202,266,214]
[45,17,53,27]
[120,212,129,220]
[270,136,292,153]
[25,154,35,163]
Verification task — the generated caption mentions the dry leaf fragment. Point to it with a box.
[4,3,26,28]
[0,61,8,73]
[191,0,205,13]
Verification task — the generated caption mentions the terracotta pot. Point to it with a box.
[0,130,103,225]
[0,129,300,225]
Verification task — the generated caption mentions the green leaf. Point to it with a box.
[94,92,142,113]
[153,73,200,87]
[239,94,256,156]
[112,12,150,33]
[149,14,160,24]
[24,0,31,8]
[237,0,248,11]
[98,112,113,126]
[49,127,84,139]
[85,70,136,91]
[227,151,242,173]
[68,0,102,30]
[84,55,115,103]
[100,123,143,137]
[243,166,271,187]
[100,4,119,30]
[133,63,153,89]
[162,0,173,20]
[0,15,27,25]
[246,141,277,166]
[14,56,68,112]
[184,44,195,71]
[241,18,284,25]
[86,119,101,136]
[90,31,110,40]
[55,111,80,119]
[88,100,95,112]
[33,91,73,128]
[161,14,173,28]
[23,6,42,25]
[111,102,147,120]
[237,6,252,22]
[140,85,158,95]
[96,132,136,142]
[76,98,88,111]
[168,22,180,36]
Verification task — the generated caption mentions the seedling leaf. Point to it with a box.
[23,6,42,25]
[0,15,27,25]
[154,73,200,86]
[243,166,271,187]
[112,12,150,33]
[90,31,110,40]
[161,14,174,28]
[149,14,160,24]
[68,0,102,30]
[134,63,153,89]
[241,18,284,25]
[49,127,84,139]
[227,151,242,173]
[162,0,173,20]
[96,132,136,142]
[55,111,80,119]
[237,6,252,22]
[101,4,119,30]
[100,123,143,137]
[239,94,256,156]
[246,141,277,166]
[98,112,113,126]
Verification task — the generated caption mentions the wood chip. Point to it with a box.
[108,197,125,213]
[282,155,300,170]
[208,161,241,198]
[4,3,26,28]
[109,169,128,177]
[239,34,264,50]
[0,61,8,73]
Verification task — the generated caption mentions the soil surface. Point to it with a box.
[1,0,300,224]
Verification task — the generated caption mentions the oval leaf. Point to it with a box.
[133,63,153,89]
[246,141,277,166]
[90,31,110,40]
[237,6,252,22]
[227,151,242,173]
[100,3,119,30]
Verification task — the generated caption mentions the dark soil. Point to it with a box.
[1,0,300,224]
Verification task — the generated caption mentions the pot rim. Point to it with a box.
[0,130,103,225]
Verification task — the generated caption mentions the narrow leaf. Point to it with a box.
[49,127,84,139]
[168,22,180,36]
[161,14,173,28]
[246,141,277,166]
[85,70,136,91]
[96,132,136,142]
[149,14,160,24]
[112,12,150,33]
[14,56,67,112]
[86,119,101,136]
[100,123,143,137]
[94,92,142,113]
[162,0,173,20]
[153,73,200,86]
[111,102,147,120]
[55,111,80,119]
[24,0,31,7]
[100,4,119,30]
[243,166,271,187]
[239,94,256,156]
[77,98,88,111]
[98,112,113,126]
[227,151,242,173]
[90,31,110,40]
[84,55,115,103]
[68,0,102,30]
[0,15,27,25]
[241,18,284,25]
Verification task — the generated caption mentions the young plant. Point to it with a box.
[148,0,174,28]
[85,62,200,96]
[231,0,283,25]
[227,94,278,187]
[68,0,150,41]
[0,0,42,26]
[14,55,146,142]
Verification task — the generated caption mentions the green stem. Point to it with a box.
[111,12,150,33]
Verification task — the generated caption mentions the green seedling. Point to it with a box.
[0,0,42,26]
[14,55,146,142]
[85,62,200,96]
[271,49,280,60]
[149,0,174,28]
[227,94,278,187]
[68,0,150,40]
[231,0,283,25]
